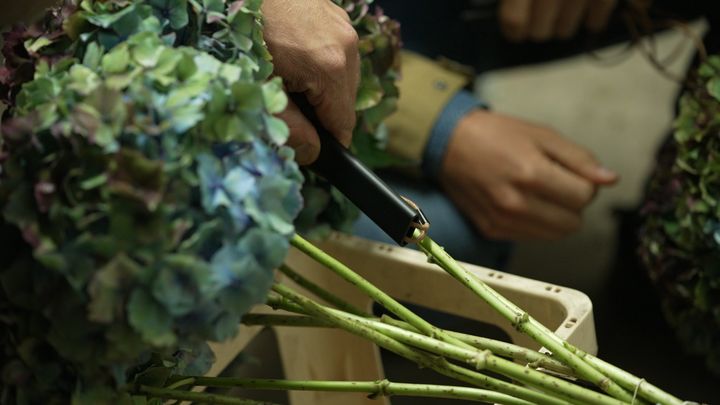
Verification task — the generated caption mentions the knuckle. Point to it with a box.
[491,188,526,214]
[335,22,359,53]
[514,162,538,185]
[321,32,358,77]
[320,48,349,76]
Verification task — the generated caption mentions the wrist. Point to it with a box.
[421,90,488,180]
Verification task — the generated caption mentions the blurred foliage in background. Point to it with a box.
[640,55,720,376]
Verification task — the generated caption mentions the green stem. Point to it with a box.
[165,376,195,391]
[247,310,573,377]
[243,313,333,327]
[290,234,472,350]
[271,283,571,405]
[272,286,624,405]
[266,293,307,314]
[178,377,534,405]
[416,234,669,404]
[571,346,682,405]
[137,385,277,405]
[278,264,367,315]
[378,315,575,377]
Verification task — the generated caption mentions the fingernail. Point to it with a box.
[339,131,353,148]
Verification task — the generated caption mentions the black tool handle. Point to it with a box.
[293,96,423,245]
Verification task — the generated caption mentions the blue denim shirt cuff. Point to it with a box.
[421,90,488,180]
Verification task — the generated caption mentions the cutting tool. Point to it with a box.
[294,96,429,246]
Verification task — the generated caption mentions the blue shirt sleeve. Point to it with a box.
[421,89,488,180]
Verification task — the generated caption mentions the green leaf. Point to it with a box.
[131,396,148,405]
[102,44,131,74]
[167,103,205,133]
[210,312,239,341]
[85,4,138,28]
[105,324,146,362]
[105,67,143,90]
[150,48,183,78]
[127,289,176,347]
[3,185,36,226]
[108,149,165,211]
[24,37,53,54]
[83,42,104,70]
[133,366,173,387]
[176,342,215,375]
[362,96,397,126]
[228,9,254,35]
[69,65,101,95]
[219,64,242,83]
[231,82,264,112]
[229,32,253,52]
[88,254,142,323]
[80,174,109,190]
[150,0,189,30]
[352,124,406,168]
[165,80,209,109]
[708,78,720,102]
[152,255,213,316]
[203,0,224,13]
[127,32,166,68]
[261,78,287,114]
[355,60,384,111]
[264,115,289,145]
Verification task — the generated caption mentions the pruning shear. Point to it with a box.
[294,96,429,246]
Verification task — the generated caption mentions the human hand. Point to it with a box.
[440,110,617,240]
[262,0,360,165]
[499,0,618,42]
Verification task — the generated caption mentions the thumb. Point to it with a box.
[278,99,321,165]
[538,132,618,185]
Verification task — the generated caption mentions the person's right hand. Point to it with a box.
[262,0,360,165]
[499,0,618,42]
[440,110,618,240]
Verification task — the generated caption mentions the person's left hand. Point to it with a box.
[439,110,618,240]
[499,0,618,42]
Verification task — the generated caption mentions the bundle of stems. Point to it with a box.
[140,232,688,405]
